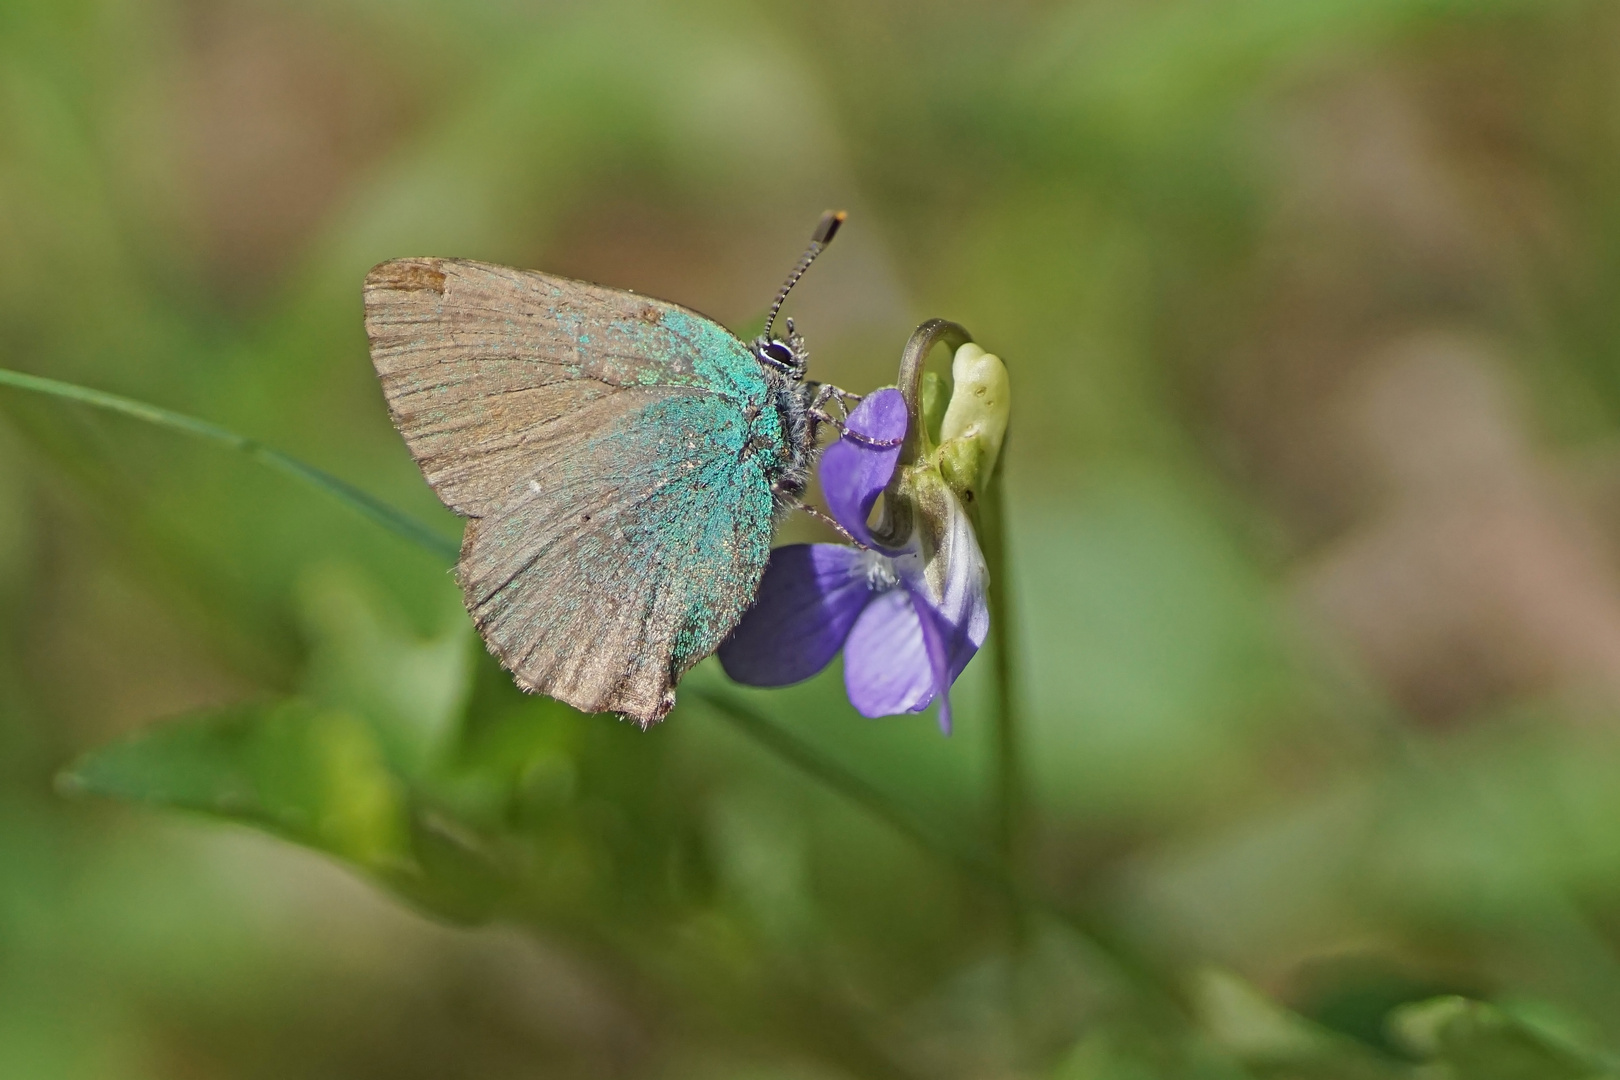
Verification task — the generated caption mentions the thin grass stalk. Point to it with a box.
[0,365,460,562]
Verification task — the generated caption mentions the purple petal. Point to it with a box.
[719,544,873,687]
[846,386,909,443]
[931,558,988,686]
[897,482,990,685]
[909,591,957,735]
[843,588,934,717]
[855,475,992,730]
[819,389,908,548]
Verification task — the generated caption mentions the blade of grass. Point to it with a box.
[0,365,460,562]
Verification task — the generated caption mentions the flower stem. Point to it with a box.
[892,319,974,462]
[884,323,1025,875]
[0,365,460,562]
[981,448,1026,884]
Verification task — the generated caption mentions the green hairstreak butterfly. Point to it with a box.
[364,212,848,727]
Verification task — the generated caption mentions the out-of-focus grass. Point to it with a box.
[9,0,1620,1076]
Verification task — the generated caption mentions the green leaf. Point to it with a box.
[1191,969,1406,1079]
[1388,997,1612,1080]
[298,564,472,780]
[59,700,411,871]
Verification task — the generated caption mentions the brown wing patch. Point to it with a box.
[367,259,446,294]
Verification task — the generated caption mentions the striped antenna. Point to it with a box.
[761,210,846,342]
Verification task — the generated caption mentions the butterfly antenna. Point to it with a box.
[761,209,846,342]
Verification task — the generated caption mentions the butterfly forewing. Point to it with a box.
[364,258,783,725]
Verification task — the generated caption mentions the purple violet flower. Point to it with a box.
[719,389,990,733]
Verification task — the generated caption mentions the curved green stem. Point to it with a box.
[871,320,973,551]
[892,319,974,464]
[0,365,460,563]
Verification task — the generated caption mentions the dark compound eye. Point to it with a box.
[760,340,795,367]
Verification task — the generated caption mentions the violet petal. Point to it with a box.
[819,388,908,549]
[908,590,957,735]
[895,482,990,684]
[719,544,873,687]
[843,587,934,717]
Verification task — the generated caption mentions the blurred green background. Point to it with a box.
[9,0,1620,1076]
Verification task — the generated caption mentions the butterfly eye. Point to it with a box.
[759,340,796,368]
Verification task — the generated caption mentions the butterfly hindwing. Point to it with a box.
[458,389,775,722]
[364,258,784,725]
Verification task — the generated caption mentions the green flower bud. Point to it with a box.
[919,370,950,446]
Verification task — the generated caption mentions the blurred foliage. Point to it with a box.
[9,0,1620,1076]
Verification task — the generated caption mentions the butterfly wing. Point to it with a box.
[364,258,785,725]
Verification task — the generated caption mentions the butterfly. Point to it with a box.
[364,212,849,727]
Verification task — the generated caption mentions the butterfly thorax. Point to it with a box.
[750,331,822,512]
[759,365,816,510]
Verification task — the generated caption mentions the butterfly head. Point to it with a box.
[753,210,844,382]
[752,317,809,380]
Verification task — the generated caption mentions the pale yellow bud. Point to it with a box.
[928,343,1009,514]
[938,343,1009,486]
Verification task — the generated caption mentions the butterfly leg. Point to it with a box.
[807,382,903,448]
[807,381,860,419]
[773,487,866,547]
